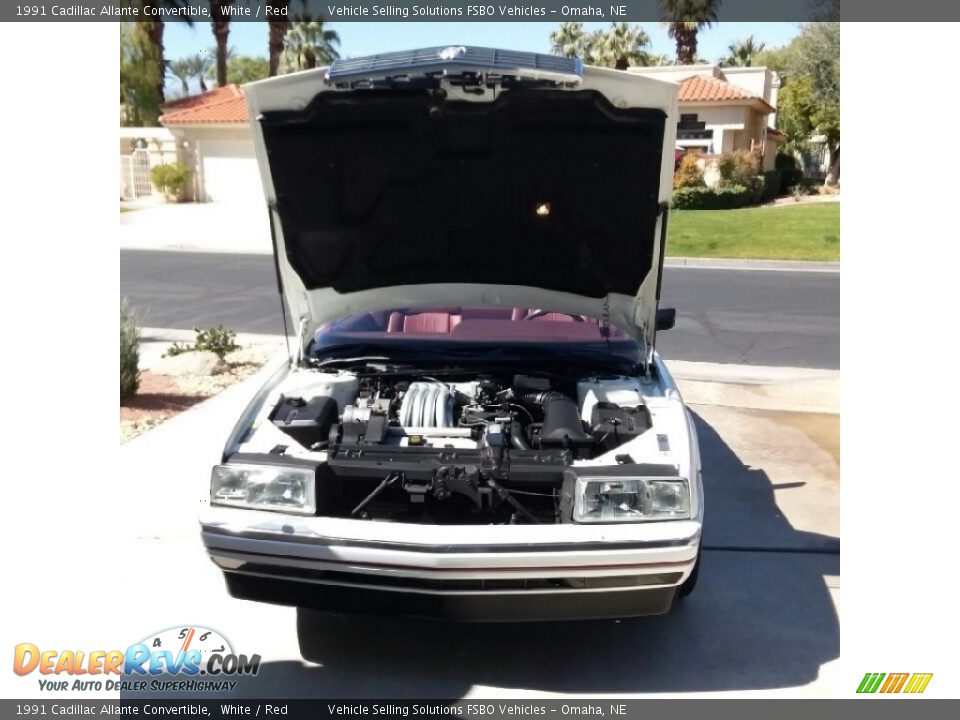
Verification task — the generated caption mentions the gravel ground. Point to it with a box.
[120,344,279,443]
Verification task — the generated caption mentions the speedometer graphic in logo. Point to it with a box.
[139,626,232,669]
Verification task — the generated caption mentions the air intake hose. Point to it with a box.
[522,391,592,447]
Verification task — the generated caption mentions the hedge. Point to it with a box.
[779,168,804,193]
[775,153,798,172]
[671,185,755,210]
[761,170,781,201]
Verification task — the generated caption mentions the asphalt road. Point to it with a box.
[120,250,840,369]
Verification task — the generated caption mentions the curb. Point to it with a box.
[666,360,840,385]
[664,257,840,273]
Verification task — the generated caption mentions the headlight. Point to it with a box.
[574,476,690,523]
[211,463,316,514]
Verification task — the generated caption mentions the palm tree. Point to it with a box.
[187,52,213,92]
[166,58,193,96]
[659,0,720,65]
[550,22,590,60]
[267,1,291,76]
[121,23,163,125]
[133,2,194,105]
[721,35,766,67]
[644,53,674,67]
[208,1,235,87]
[589,23,652,69]
[282,16,340,71]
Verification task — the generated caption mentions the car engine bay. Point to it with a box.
[247,366,673,525]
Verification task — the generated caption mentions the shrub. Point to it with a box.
[672,185,754,210]
[716,148,761,188]
[774,152,798,172]
[746,175,765,204]
[790,184,808,202]
[673,152,705,189]
[149,162,191,200]
[779,168,804,193]
[165,326,240,361]
[120,300,140,402]
[195,326,240,359]
[760,170,782,201]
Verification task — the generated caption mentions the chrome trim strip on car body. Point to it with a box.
[213,561,684,597]
[200,524,701,555]
[207,546,695,576]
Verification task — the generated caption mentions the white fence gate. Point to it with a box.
[120,148,153,200]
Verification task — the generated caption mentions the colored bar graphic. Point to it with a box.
[892,673,910,693]
[857,673,885,693]
[857,672,933,694]
[881,673,909,693]
[904,673,933,694]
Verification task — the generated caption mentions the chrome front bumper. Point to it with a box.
[201,509,701,622]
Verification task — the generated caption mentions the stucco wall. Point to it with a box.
[165,125,259,204]
[119,128,178,200]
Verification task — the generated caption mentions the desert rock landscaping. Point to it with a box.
[120,343,278,443]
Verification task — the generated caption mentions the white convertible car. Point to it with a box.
[200,47,703,622]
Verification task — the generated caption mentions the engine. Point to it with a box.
[270,373,650,457]
[266,372,653,523]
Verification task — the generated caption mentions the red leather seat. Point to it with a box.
[388,311,453,334]
[460,308,514,320]
[528,312,579,322]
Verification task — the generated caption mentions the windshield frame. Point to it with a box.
[308,307,645,368]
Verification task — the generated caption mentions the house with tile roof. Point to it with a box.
[123,64,784,204]
[157,85,263,205]
[627,64,784,172]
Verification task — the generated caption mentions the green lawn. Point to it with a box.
[667,202,840,262]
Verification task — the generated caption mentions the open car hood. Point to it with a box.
[244,47,678,360]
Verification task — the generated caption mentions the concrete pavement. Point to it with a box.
[7,355,838,699]
[120,203,272,255]
[665,257,839,273]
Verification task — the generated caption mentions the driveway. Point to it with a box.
[120,202,272,255]
[5,359,838,699]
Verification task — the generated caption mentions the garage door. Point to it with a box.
[201,138,264,205]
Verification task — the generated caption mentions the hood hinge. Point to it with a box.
[296,315,310,367]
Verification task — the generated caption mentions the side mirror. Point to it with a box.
[656,307,676,332]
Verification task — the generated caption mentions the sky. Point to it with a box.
[164,21,800,83]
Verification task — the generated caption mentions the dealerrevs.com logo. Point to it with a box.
[13,626,260,693]
[857,672,933,694]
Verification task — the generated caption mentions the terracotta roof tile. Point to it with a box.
[678,75,760,104]
[160,85,249,126]
[160,76,774,126]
